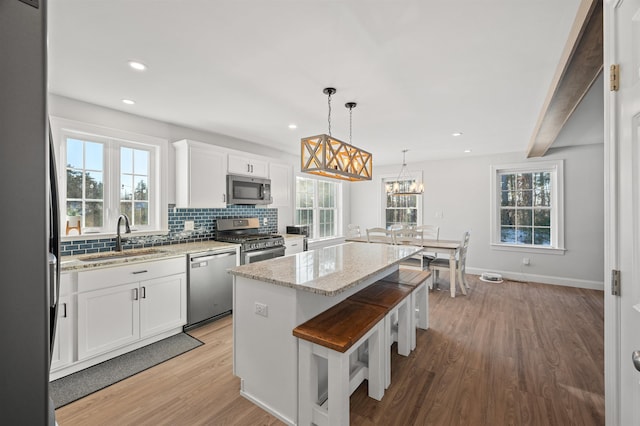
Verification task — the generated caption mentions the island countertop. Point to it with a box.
[228,242,421,296]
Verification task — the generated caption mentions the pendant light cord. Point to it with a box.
[349,107,353,143]
[327,91,332,137]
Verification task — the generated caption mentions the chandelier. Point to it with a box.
[301,88,372,181]
[386,149,424,195]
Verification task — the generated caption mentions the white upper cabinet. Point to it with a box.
[269,162,293,207]
[228,153,268,178]
[174,140,227,208]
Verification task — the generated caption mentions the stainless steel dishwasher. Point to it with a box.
[185,248,237,330]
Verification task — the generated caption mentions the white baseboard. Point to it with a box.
[465,267,604,291]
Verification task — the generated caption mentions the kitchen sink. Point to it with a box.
[78,248,167,262]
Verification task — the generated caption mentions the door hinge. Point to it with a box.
[610,64,620,91]
[612,269,621,296]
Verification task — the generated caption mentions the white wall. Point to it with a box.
[349,144,605,289]
[49,94,299,232]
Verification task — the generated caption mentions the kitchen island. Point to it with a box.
[229,242,421,425]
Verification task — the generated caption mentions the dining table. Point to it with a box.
[345,236,463,297]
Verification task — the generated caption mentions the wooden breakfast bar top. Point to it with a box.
[229,242,422,296]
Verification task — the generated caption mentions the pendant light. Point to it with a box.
[301,88,372,181]
[386,149,424,195]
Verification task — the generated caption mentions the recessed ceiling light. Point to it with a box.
[288,124,298,129]
[128,61,147,71]
[452,132,463,137]
[464,149,472,153]
[122,99,136,105]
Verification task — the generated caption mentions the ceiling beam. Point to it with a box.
[526,0,603,158]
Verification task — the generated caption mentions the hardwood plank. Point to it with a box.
[56,274,604,426]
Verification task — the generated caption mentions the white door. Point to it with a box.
[50,295,72,372]
[139,274,186,338]
[190,146,227,208]
[604,0,640,424]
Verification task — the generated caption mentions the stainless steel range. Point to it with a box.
[216,218,285,264]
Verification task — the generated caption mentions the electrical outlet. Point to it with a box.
[184,220,194,231]
[263,217,268,225]
[255,302,268,317]
[522,257,530,266]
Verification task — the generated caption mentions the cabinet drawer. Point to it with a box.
[78,257,186,292]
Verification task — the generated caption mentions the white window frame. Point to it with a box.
[51,117,168,240]
[294,176,342,241]
[379,173,423,229]
[490,160,565,254]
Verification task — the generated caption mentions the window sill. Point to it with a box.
[62,229,169,242]
[490,243,566,255]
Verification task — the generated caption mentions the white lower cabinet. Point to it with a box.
[285,236,305,256]
[51,257,187,380]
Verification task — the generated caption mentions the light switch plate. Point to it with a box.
[184,220,194,231]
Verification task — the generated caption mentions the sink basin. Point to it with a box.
[78,248,167,262]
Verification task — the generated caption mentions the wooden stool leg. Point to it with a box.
[367,322,385,401]
[298,340,316,426]
[416,282,429,330]
[328,350,350,425]
[383,315,391,389]
[397,299,410,357]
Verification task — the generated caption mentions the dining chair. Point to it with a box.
[366,227,393,244]
[347,224,362,238]
[430,231,471,294]
[415,225,439,266]
[392,228,426,270]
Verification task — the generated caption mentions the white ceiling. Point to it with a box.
[48,0,588,165]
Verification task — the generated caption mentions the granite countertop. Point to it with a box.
[60,240,240,272]
[229,242,421,296]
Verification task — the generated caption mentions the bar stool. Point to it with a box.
[349,282,413,388]
[380,269,432,350]
[293,299,386,426]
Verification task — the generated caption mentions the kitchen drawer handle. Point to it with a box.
[141,286,146,299]
[133,288,139,300]
[132,270,148,275]
[61,302,67,318]
[291,243,298,246]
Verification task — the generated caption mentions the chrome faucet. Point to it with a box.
[115,214,132,251]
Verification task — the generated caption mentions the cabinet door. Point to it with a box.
[139,273,186,338]
[50,295,73,371]
[269,162,292,207]
[228,154,268,178]
[189,146,227,208]
[77,282,140,360]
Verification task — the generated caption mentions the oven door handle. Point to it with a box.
[244,246,285,260]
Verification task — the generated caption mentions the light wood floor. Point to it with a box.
[55,274,604,425]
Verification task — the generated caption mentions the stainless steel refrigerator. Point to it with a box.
[0,0,56,424]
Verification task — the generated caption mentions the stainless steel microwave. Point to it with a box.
[226,174,272,205]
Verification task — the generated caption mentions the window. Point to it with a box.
[491,161,564,252]
[52,117,167,237]
[295,177,340,239]
[382,177,422,229]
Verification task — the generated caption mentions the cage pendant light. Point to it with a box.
[301,88,373,181]
[386,149,424,195]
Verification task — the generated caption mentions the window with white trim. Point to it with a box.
[52,117,167,237]
[382,177,422,229]
[491,161,564,251]
[295,176,341,239]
